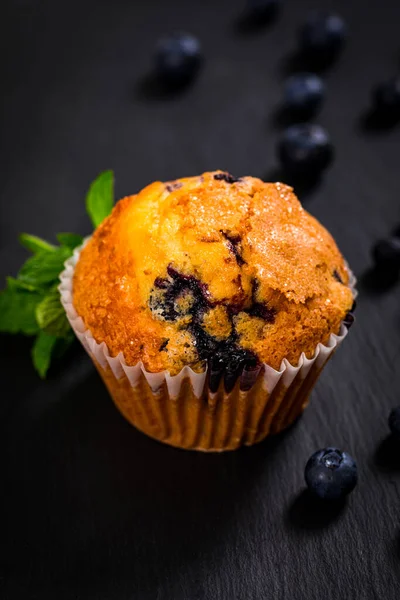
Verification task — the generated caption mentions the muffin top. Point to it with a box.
[73,171,354,375]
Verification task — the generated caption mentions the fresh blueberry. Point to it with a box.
[155,33,202,85]
[278,124,333,175]
[373,78,400,116]
[388,406,400,439]
[245,0,281,22]
[300,13,347,58]
[284,73,325,115]
[305,448,358,501]
[372,238,400,271]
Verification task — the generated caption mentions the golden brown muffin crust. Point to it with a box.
[73,171,353,374]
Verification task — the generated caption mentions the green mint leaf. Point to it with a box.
[18,246,72,289]
[19,233,55,254]
[86,170,114,228]
[32,332,75,378]
[32,331,58,378]
[36,286,71,338]
[6,276,38,293]
[56,233,84,250]
[0,287,43,335]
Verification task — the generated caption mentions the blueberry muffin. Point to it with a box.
[66,171,355,451]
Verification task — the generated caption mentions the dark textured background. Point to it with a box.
[1,1,400,598]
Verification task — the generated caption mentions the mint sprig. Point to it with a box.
[36,285,73,338]
[19,233,56,254]
[86,170,114,228]
[0,285,43,335]
[32,332,59,378]
[0,170,114,377]
[18,246,72,288]
[56,233,84,250]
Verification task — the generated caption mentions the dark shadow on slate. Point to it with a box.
[391,224,400,238]
[359,267,400,294]
[374,436,400,472]
[0,335,39,423]
[233,10,280,36]
[135,72,196,102]
[48,339,85,375]
[263,167,322,200]
[277,49,340,79]
[0,333,33,376]
[395,533,400,560]
[357,109,400,134]
[0,368,289,595]
[269,106,315,130]
[286,489,347,531]
[386,531,400,569]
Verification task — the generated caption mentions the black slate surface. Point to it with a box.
[1,1,400,598]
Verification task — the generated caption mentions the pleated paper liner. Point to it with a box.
[60,243,356,452]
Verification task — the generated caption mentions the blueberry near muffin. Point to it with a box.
[63,171,355,451]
